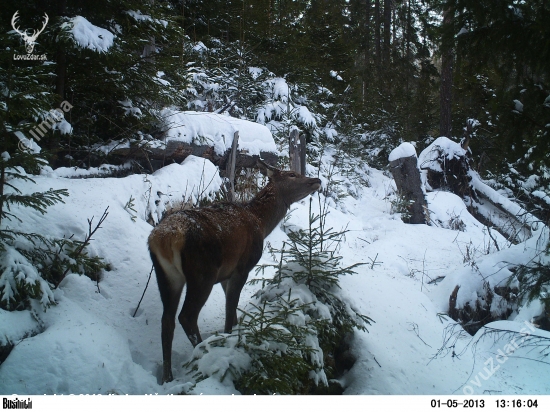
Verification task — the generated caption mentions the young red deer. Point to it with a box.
[148,161,321,383]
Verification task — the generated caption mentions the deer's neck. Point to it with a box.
[246,183,288,238]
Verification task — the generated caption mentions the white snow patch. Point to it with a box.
[63,16,114,53]
[418,136,466,173]
[160,109,277,156]
[532,190,550,205]
[388,142,417,162]
[513,99,524,113]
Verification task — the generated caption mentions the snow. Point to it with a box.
[533,190,550,205]
[269,77,290,101]
[255,76,319,130]
[330,70,343,81]
[0,147,548,395]
[63,16,114,53]
[13,131,41,153]
[0,309,41,347]
[53,119,72,135]
[426,191,485,231]
[388,142,417,162]
[418,136,466,173]
[513,99,524,113]
[248,67,263,79]
[192,42,207,53]
[160,109,277,156]
[119,100,143,118]
[468,170,539,232]
[296,105,316,127]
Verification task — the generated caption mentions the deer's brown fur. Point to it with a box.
[148,162,321,383]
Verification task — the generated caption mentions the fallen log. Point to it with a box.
[111,139,279,175]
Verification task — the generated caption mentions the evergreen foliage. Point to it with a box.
[184,196,371,394]
[507,239,550,330]
[449,0,550,222]
[0,9,107,310]
[1,1,188,169]
[0,145,107,311]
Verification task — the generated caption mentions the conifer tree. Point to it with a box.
[0,15,105,310]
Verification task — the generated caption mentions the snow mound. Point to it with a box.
[0,309,42,347]
[426,191,483,231]
[0,275,158,394]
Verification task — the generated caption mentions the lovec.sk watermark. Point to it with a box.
[15,101,73,152]
[462,321,538,395]
[11,11,48,61]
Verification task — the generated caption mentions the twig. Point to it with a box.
[54,206,109,288]
[133,265,154,317]
[421,249,427,292]
[408,322,432,347]
[368,253,382,269]
[486,225,500,251]
[427,275,446,285]
[373,356,381,367]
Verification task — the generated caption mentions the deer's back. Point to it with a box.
[148,204,264,282]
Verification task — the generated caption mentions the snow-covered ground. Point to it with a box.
[1,150,549,395]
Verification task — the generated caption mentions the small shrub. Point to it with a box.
[390,191,413,222]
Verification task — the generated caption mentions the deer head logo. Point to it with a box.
[11,11,49,54]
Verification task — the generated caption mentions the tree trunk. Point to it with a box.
[389,154,427,225]
[55,0,68,101]
[383,0,391,66]
[362,0,372,104]
[374,0,381,70]
[439,4,454,138]
[226,131,239,202]
[364,0,371,59]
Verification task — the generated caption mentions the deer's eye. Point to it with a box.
[288,173,296,178]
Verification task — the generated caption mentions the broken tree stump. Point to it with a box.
[389,143,428,224]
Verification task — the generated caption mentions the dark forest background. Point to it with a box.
[1,0,549,219]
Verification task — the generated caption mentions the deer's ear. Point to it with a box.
[257,159,277,178]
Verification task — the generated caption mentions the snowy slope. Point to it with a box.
[1,154,549,395]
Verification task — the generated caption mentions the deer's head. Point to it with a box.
[257,160,321,206]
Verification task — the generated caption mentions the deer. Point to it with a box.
[11,11,49,54]
[148,160,321,383]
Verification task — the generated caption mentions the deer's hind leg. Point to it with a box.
[151,252,186,383]
[178,266,216,347]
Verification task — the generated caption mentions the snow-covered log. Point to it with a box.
[112,110,279,173]
[419,137,537,243]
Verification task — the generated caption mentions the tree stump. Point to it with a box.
[389,143,428,224]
